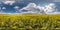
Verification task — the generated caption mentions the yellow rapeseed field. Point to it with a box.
[0,14,60,30]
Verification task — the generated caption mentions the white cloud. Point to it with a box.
[3,1,15,5]
[20,3,46,14]
[14,6,20,10]
[2,7,6,9]
[14,6,21,12]
[0,7,6,10]
[44,3,56,14]
[20,3,36,10]
[20,3,56,14]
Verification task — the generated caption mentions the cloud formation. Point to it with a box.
[2,1,15,5]
[0,0,59,14]
[20,3,56,14]
[0,2,57,14]
[44,3,56,14]
[14,6,20,10]
[2,7,6,9]
[20,3,45,14]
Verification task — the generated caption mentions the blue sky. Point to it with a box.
[0,0,60,14]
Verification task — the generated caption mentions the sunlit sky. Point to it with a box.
[0,0,60,14]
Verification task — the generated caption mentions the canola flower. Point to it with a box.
[0,14,60,30]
